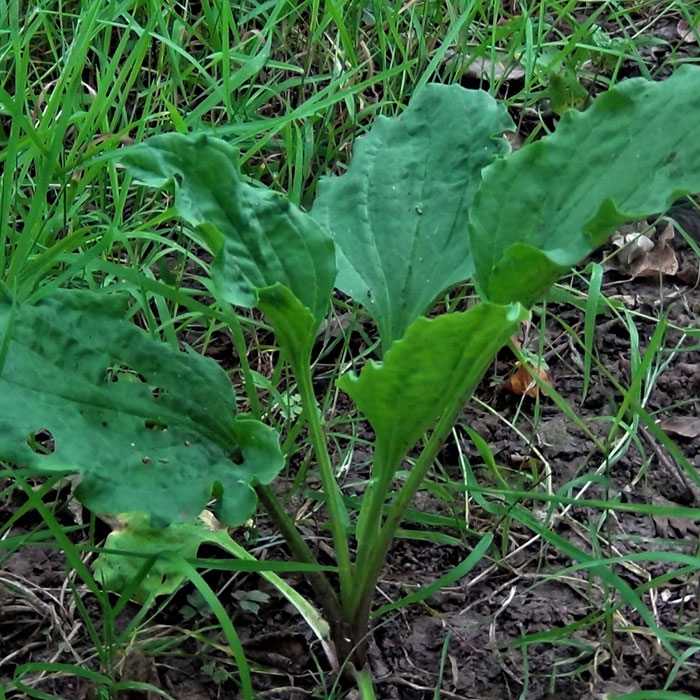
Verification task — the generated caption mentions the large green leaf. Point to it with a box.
[0,289,283,526]
[339,301,526,546]
[338,302,527,475]
[120,133,336,326]
[312,84,514,350]
[470,65,700,306]
[255,283,317,370]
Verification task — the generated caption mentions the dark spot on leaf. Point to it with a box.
[102,421,108,428]
[27,429,55,455]
[142,457,152,465]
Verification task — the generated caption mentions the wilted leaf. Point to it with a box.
[611,229,655,265]
[313,83,514,350]
[659,415,700,439]
[0,289,283,527]
[94,513,222,602]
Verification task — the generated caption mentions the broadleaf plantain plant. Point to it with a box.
[3,66,700,695]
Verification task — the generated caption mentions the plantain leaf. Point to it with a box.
[120,133,336,326]
[0,289,283,527]
[338,302,527,474]
[255,283,317,370]
[312,84,513,350]
[94,513,219,602]
[470,65,700,306]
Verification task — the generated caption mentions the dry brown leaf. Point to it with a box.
[445,52,525,82]
[503,361,551,398]
[466,56,525,81]
[651,494,699,538]
[607,222,678,278]
[659,415,700,439]
[677,17,700,43]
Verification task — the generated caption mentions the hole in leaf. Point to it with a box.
[27,429,55,455]
[151,387,168,400]
[144,418,168,431]
[105,365,147,384]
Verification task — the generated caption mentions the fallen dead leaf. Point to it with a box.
[659,415,700,439]
[607,222,678,278]
[677,17,700,43]
[445,51,525,82]
[503,361,551,398]
[651,494,699,538]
